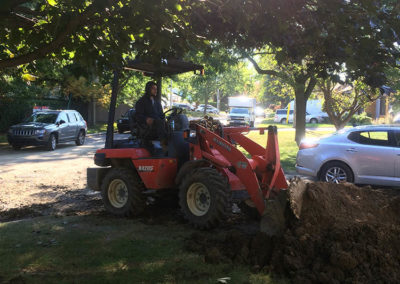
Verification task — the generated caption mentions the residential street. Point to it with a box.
[0,134,116,218]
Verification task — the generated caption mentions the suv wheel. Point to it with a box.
[75,130,85,146]
[280,118,287,124]
[310,118,318,124]
[47,134,57,151]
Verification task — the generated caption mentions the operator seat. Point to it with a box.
[127,108,139,139]
[167,112,190,167]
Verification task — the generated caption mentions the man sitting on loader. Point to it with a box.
[135,81,168,152]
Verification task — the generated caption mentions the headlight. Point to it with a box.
[35,129,46,135]
[118,120,123,123]
[244,117,250,121]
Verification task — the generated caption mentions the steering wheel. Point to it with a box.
[164,107,184,122]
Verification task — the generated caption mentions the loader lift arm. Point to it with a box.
[193,124,288,216]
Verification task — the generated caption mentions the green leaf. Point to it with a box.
[47,0,57,7]
[175,4,182,11]
[22,74,37,81]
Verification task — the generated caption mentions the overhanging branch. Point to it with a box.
[247,56,285,79]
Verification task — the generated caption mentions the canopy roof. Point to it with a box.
[125,58,204,77]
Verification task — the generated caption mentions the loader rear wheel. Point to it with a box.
[179,167,230,229]
[101,168,146,217]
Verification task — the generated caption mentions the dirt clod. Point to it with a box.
[186,181,400,283]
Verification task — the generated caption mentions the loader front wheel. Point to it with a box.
[179,167,230,229]
[101,168,146,217]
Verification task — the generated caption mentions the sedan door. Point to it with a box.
[346,130,396,186]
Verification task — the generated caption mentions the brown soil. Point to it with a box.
[185,181,400,283]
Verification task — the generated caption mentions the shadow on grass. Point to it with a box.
[0,212,281,283]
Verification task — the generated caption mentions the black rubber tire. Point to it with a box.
[11,144,21,150]
[75,130,86,146]
[250,121,255,127]
[101,168,146,217]
[280,118,286,124]
[47,134,57,151]
[179,167,230,229]
[319,161,354,183]
[310,118,318,124]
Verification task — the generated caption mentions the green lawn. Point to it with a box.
[245,129,334,173]
[87,123,117,134]
[0,215,283,284]
[0,133,8,146]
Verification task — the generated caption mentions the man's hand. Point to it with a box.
[146,117,154,125]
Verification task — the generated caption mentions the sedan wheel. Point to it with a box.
[324,167,347,183]
[320,161,354,183]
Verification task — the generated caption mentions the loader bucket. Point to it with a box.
[260,177,308,236]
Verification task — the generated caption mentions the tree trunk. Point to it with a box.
[294,89,307,145]
[105,68,120,149]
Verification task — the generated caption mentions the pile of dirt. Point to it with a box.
[185,181,400,283]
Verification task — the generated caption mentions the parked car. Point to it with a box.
[173,103,195,111]
[296,125,400,187]
[274,109,322,124]
[116,109,132,133]
[7,110,87,151]
[195,104,219,114]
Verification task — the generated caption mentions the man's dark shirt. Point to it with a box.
[135,95,165,125]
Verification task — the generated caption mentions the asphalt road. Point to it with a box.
[0,134,106,166]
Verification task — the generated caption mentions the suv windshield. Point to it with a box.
[231,108,249,114]
[24,113,58,124]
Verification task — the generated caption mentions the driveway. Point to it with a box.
[0,134,116,220]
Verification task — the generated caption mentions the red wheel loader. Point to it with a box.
[87,59,289,235]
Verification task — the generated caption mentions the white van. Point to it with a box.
[287,100,328,120]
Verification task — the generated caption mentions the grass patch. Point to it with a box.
[0,133,8,146]
[0,215,284,283]
[244,129,334,173]
[87,123,117,134]
[185,111,221,118]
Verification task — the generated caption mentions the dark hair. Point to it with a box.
[145,81,157,96]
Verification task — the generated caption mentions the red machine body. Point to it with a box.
[94,124,288,216]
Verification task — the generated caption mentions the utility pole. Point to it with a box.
[169,80,173,107]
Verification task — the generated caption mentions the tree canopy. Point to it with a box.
[0,0,207,71]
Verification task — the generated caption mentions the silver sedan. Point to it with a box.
[296,125,400,187]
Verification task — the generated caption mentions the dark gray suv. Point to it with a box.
[7,110,87,151]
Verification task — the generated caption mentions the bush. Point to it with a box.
[350,112,372,126]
